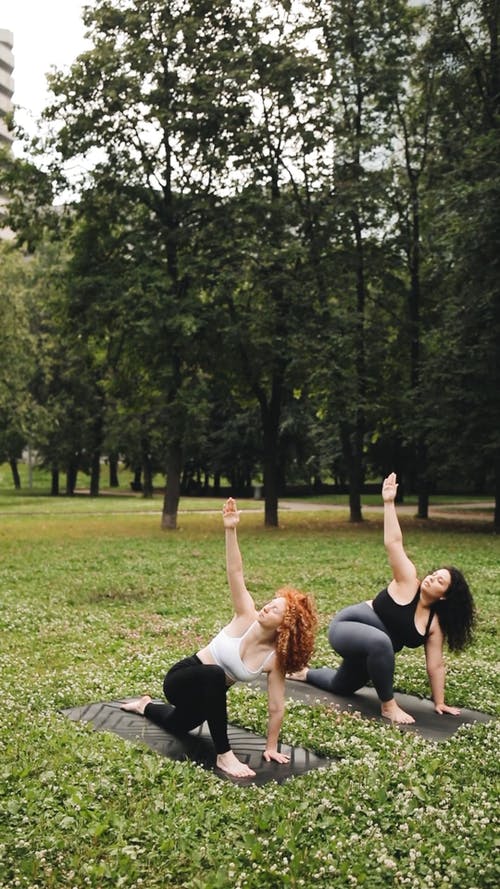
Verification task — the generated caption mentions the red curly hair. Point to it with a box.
[274,586,317,673]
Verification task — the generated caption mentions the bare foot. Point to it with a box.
[120,695,152,716]
[381,700,415,724]
[216,750,256,778]
[286,667,309,682]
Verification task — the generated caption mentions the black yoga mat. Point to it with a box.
[61,699,333,786]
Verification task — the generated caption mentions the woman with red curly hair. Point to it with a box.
[122,498,317,779]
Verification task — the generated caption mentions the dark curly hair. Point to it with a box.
[274,586,318,674]
[433,566,476,652]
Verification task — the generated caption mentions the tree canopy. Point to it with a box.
[1,0,498,528]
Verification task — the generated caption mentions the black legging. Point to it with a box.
[144,655,231,754]
[306,603,395,702]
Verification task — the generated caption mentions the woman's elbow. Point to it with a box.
[268,704,285,721]
[427,659,445,678]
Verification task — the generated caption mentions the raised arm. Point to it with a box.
[223,498,256,617]
[382,473,418,592]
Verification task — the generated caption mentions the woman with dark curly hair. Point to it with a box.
[289,473,475,725]
[122,498,317,778]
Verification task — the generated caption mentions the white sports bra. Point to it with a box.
[208,621,275,682]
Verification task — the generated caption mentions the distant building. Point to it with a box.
[0,29,14,241]
[0,29,14,150]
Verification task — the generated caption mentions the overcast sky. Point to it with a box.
[2,0,88,136]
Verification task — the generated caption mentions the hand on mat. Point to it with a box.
[222,497,240,529]
[263,748,290,764]
[434,703,461,716]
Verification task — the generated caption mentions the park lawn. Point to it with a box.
[0,507,498,889]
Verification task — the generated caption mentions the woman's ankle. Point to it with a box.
[380,698,415,724]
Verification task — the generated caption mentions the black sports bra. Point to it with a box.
[372,587,435,652]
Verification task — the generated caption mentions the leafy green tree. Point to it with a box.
[36,0,257,527]
[418,0,500,527]
[302,0,417,519]
[19,236,99,496]
[0,243,37,487]
[0,149,56,253]
[200,1,330,525]
[5,0,495,525]
[371,2,440,513]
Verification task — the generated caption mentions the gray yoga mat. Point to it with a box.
[252,676,493,741]
[61,699,333,785]
[62,680,492,787]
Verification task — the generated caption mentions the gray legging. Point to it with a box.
[306,603,395,703]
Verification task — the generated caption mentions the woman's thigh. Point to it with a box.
[328,604,392,659]
[164,657,226,708]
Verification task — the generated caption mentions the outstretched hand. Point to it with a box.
[222,497,240,529]
[263,749,290,764]
[434,703,461,716]
[382,472,398,503]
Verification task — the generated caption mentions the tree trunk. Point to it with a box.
[347,457,363,523]
[66,459,78,496]
[9,458,21,490]
[161,443,182,529]
[348,481,363,523]
[90,450,100,497]
[345,207,366,524]
[260,379,282,528]
[143,450,154,498]
[340,426,363,524]
[263,458,279,527]
[109,453,119,487]
[51,465,59,496]
[131,467,142,492]
[417,488,429,520]
[349,407,365,524]
[89,415,103,497]
[494,457,500,532]
[407,175,430,520]
[416,441,429,519]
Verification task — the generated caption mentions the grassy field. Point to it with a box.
[0,487,498,888]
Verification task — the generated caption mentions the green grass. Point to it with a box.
[0,501,498,888]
